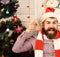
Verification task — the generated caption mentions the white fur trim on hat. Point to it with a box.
[41,12,58,22]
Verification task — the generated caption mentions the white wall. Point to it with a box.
[17,0,47,28]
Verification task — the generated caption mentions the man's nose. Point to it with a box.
[50,24,54,28]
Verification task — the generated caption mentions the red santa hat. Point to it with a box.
[41,7,60,23]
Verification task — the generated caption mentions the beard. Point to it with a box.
[43,28,57,39]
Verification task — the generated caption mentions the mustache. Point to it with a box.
[47,28,56,31]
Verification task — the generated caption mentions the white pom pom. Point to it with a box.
[46,0,59,7]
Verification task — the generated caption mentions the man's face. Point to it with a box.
[43,17,58,39]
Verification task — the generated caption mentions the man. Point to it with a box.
[12,7,60,57]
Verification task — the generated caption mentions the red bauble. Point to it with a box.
[13,16,19,22]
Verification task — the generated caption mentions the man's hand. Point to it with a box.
[26,20,41,33]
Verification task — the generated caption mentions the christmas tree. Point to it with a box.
[0,0,19,19]
[0,0,26,57]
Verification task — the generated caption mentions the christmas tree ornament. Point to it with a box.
[0,0,10,5]
[8,30,13,37]
[5,28,10,32]
[13,4,19,9]
[15,25,23,34]
[6,10,9,14]
[13,13,17,17]
[1,8,4,12]
[10,39,14,43]
[13,16,19,22]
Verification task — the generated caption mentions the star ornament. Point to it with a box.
[16,25,23,34]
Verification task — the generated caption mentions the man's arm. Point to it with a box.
[12,20,40,53]
[12,31,36,53]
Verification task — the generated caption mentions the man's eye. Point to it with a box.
[46,22,50,24]
[53,22,57,24]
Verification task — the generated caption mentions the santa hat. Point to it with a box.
[41,7,60,23]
